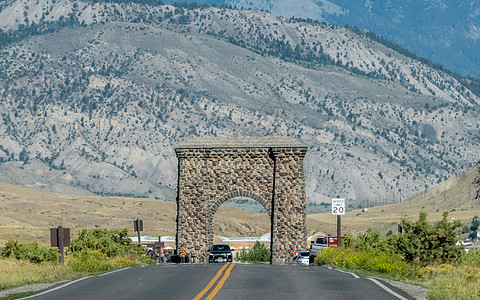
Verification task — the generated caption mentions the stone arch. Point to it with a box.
[175,137,307,265]
[207,190,272,220]
[205,190,272,251]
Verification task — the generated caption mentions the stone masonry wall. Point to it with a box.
[271,148,307,264]
[175,145,307,264]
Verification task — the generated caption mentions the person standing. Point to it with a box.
[179,245,186,263]
[160,246,165,263]
[147,249,153,260]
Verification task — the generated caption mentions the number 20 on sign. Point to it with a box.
[332,198,345,215]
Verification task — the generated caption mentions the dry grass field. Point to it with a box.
[0,182,325,247]
[0,182,177,247]
[311,162,480,236]
[1,163,479,248]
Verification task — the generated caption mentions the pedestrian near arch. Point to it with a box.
[179,245,186,263]
[160,246,165,263]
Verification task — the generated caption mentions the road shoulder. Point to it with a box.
[0,282,67,298]
[375,278,428,300]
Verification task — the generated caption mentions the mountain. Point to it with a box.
[0,0,480,206]
[164,0,480,80]
[321,0,480,79]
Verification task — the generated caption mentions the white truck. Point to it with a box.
[309,236,345,257]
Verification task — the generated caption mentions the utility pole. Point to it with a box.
[58,226,64,264]
[337,215,341,247]
[444,181,446,202]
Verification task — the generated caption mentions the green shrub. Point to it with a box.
[67,249,113,273]
[68,228,143,258]
[343,228,396,253]
[345,212,463,266]
[394,211,463,265]
[65,228,147,273]
[314,246,341,266]
[236,242,270,263]
[0,240,59,263]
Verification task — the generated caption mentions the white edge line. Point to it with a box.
[21,267,131,299]
[368,278,409,300]
[21,276,92,299]
[335,268,360,279]
[97,267,131,276]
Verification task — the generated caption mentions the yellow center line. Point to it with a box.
[193,263,230,300]
[205,263,235,300]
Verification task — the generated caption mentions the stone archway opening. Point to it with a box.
[221,197,268,214]
[211,196,272,256]
[175,137,307,264]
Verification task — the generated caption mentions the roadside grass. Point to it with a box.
[0,228,153,294]
[315,248,412,279]
[420,264,480,300]
[0,255,150,293]
[0,258,82,291]
[314,247,480,299]
[66,249,145,273]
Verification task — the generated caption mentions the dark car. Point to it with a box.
[168,255,190,263]
[209,244,233,263]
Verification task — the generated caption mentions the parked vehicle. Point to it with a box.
[309,236,346,257]
[293,251,311,265]
[168,255,190,263]
[209,244,233,263]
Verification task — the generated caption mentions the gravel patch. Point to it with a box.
[377,278,428,300]
[0,281,67,298]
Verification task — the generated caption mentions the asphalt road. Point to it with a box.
[26,263,414,300]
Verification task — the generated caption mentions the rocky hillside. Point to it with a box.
[0,0,479,206]
[170,0,480,79]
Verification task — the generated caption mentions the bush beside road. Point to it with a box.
[314,212,480,299]
[0,228,151,298]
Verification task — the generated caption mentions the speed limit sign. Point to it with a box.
[332,198,345,215]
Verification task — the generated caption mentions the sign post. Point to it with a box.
[134,219,143,244]
[332,197,345,247]
[50,226,70,264]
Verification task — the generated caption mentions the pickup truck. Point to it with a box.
[309,236,345,257]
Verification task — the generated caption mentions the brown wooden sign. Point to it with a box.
[50,226,70,264]
[134,219,143,243]
[50,227,71,247]
[154,242,165,248]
